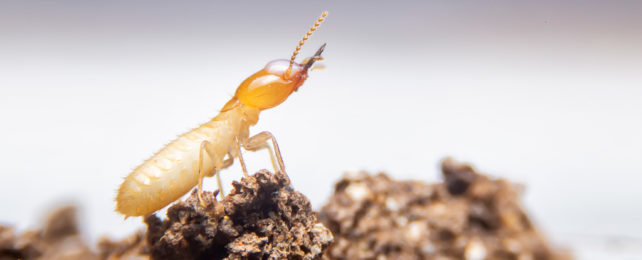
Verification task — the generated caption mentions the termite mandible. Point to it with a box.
[116,12,328,217]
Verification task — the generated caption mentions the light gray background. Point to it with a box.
[1,1,641,258]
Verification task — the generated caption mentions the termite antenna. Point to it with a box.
[286,11,328,77]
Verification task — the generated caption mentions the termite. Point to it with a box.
[116,12,328,217]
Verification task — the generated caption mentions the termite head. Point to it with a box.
[222,12,327,112]
[227,44,325,111]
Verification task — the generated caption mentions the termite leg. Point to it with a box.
[236,137,279,176]
[259,143,279,174]
[197,140,224,205]
[242,131,288,182]
[213,154,234,200]
[235,137,250,177]
[214,172,223,200]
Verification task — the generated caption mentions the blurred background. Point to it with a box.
[1,0,641,258]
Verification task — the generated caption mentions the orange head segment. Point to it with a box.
[222,12,328,112]
[222,44,326,111]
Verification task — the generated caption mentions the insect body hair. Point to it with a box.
[116,106,259,217]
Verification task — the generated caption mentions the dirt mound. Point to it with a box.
[320,158,571,260]
[143,170,333,260]
[0,206,97,260]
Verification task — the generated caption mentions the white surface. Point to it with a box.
[1,1,641,258]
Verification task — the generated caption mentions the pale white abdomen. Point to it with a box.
[116,109,245,217]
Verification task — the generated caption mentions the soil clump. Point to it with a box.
[320,158,571,260]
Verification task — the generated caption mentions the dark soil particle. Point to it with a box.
[143,170,333,260]
[320,158,572,260]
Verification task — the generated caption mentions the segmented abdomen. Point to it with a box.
[116,114,240,217]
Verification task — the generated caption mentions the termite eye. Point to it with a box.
[264,60,304,79]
